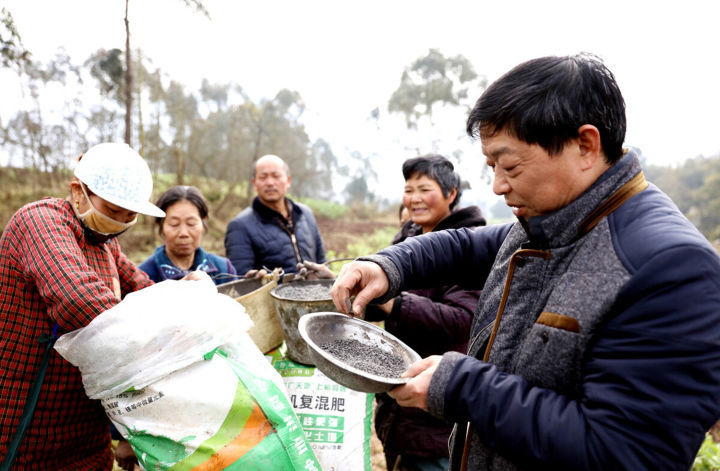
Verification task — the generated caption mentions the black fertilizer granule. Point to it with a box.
[276,283,331,301]
[320,338,407,378]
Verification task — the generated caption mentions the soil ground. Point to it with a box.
[316,216,397,257]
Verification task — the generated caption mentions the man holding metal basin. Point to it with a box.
[330,54,720,471]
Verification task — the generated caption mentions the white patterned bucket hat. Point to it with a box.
[73,143,165,217]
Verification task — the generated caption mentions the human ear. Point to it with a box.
[448,187,458,205]
[69,180,83,203]
[576,124,602,170]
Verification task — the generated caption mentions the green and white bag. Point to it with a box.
[55,279,320,470]
[269,349,374,471]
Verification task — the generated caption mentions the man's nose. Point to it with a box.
[492,171,510,195]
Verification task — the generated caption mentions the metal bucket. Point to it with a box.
[217,272,283,354]
[270,279,338,365]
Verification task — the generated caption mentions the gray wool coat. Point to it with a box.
[364,150,720,471]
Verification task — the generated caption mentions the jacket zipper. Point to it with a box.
[290,233,302,265]
[459,248,550,471]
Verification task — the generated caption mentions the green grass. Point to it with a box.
[694,434,720,471]
[324,225,397,275]
[296,196,348,220]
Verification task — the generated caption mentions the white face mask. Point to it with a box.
[74,184,137,237]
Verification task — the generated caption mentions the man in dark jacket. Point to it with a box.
[331,54,720,471]
[224,154,328,277]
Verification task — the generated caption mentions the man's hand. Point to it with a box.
[387,355,442,411]
[114,439,138,471]
[330,261,389,316]
[297,261,335,280]
[243,269,268,280]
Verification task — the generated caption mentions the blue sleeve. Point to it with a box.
[224,217,255,275]
[210,256,237,285]
[225,259,237,276]
[439,243,720,470]
[303,207,327,264]
[377,223,512,292]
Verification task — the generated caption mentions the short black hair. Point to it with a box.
[466,53,626,163]
[402,154,462,210]
[154,185,209,234]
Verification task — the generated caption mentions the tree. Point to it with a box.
[380,49,489,185]
[1,34,340,208]
[307,138,338,199]
[228,89,335,202]
[692,172,720,240]
[86,48,124,100]
[344,177,372,205]
[123,0,131,144]
[388,48,485,129]
[342,151,378,206]
[1,7,31,74]
[121,0,210,144]
[646,155,720,240]
[3,50,87,183]
[164,80,199,184]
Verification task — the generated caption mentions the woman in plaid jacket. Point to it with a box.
[0,143,198,470]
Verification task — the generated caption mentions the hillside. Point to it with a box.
[0,167,400,267]
[116,212,399,268]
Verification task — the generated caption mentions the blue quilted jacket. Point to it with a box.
[224,197,326,275]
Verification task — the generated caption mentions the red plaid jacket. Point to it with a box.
[0,198,152,470]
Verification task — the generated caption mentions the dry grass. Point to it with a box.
[370,401,388,471]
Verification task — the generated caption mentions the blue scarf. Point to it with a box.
[153,245,220,281]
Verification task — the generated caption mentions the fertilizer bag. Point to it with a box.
[54,279,321,471]
[269,349,374,471]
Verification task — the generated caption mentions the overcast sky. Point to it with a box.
[3,0,720,208]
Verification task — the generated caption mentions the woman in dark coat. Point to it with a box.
[365,154,486,471]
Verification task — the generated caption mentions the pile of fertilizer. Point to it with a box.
[320,338,407,378]
[275,283,331,301]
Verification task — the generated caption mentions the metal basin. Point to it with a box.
[217,278,264,299]
[270,279,337,365]
[298,312,421,393]
[216,277,283,354]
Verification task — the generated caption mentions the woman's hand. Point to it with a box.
[114,439,138,471]
[181,270,212,282]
